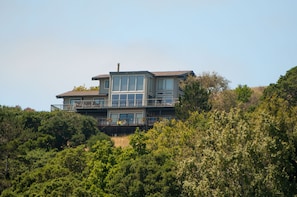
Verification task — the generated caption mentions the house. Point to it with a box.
[51,69,194,134]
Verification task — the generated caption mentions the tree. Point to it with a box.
[106,151,181,197]
[235,84,253,103]
[196,71,230,94]
[177,107,297,196]
[73,85,99,91]
[263,66,297,106]
[129,128,148,155]
[175,76,211,120]
[38,111,99,149]
[210,89,237,112]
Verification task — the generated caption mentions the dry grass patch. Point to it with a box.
[111,135,131,148]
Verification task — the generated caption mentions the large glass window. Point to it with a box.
[112,75,144,91]
[112,94,143,107]
[119,113,134,124]
[109,112,143,125]
[128,94,134,106]
[121,76,128,91]
[128,76,136,91]
[136,76,144,90]
[112,76,120,91]
[136,94,143,106]
[120,94,127,107]
[112,95,119,107]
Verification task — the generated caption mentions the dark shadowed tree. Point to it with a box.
[175,76,211,120]
[263,66,297,106]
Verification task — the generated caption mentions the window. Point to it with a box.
[104,80,109,89]
[128,76,136,91]
[111,94,143,107]
[109,112,143,125]
[94,98,105,106]
[136,113,143,124]
[110,114,118,124]
[120,94,127,107]
[112,76,120,91]
[136,76,144,90]
[136,94,143,106]
[112,95,119,107]
[121,76,128,91]
[158,78,174,90]
[112,75,144,91]
[119,113,134,125]
[70,98,81,105]
[128,94,134,106]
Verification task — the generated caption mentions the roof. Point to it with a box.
[92,70,194,80]
[91,74,109,80]
[152,70,194,77]
[56,90,101,98]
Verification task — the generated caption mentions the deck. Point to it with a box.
[51,98,179,112]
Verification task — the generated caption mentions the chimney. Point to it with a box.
[117,63,120,72]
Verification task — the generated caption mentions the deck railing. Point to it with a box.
[51,98,179,112]
[97,116,173,127]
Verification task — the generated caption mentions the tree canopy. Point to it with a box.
[1,66,297,196]
[263,66,297,106]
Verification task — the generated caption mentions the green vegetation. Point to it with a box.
[1,66,297,196]
[73,85,99,91]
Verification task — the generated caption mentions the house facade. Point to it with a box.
[51,70,194,134]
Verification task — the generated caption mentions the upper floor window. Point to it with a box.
[157,78,174,90]
[104,80,109,89]
[112,75,144,91]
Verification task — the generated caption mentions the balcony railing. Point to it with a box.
[51,98,179,112]
[98,116,172,127]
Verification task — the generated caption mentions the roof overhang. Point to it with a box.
[56,90,102,98]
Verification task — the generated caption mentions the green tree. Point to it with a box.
[176,106,297,196]
[38,111,99,149]
[175,76,211,120]
[129,128,148,155]
[106,151,180,197]
[263,66,297,106]
[235,84,253,103]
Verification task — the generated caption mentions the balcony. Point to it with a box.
[96,116,170,127]
[51,98,179,112]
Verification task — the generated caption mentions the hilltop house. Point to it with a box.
[51,69,194,134]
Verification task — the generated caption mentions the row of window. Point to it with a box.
[112,75,144,91]
[112,94,143,107]
[110,76,174,92]
[109,112,144,125]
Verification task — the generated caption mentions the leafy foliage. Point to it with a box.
[196,71,230,94]
[2,66,297,196]
[263,66,297,106]
[235,84,253,103]
[175,76,211,120]
[73,85,99,91]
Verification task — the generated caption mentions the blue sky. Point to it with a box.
[0,0,296,111]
